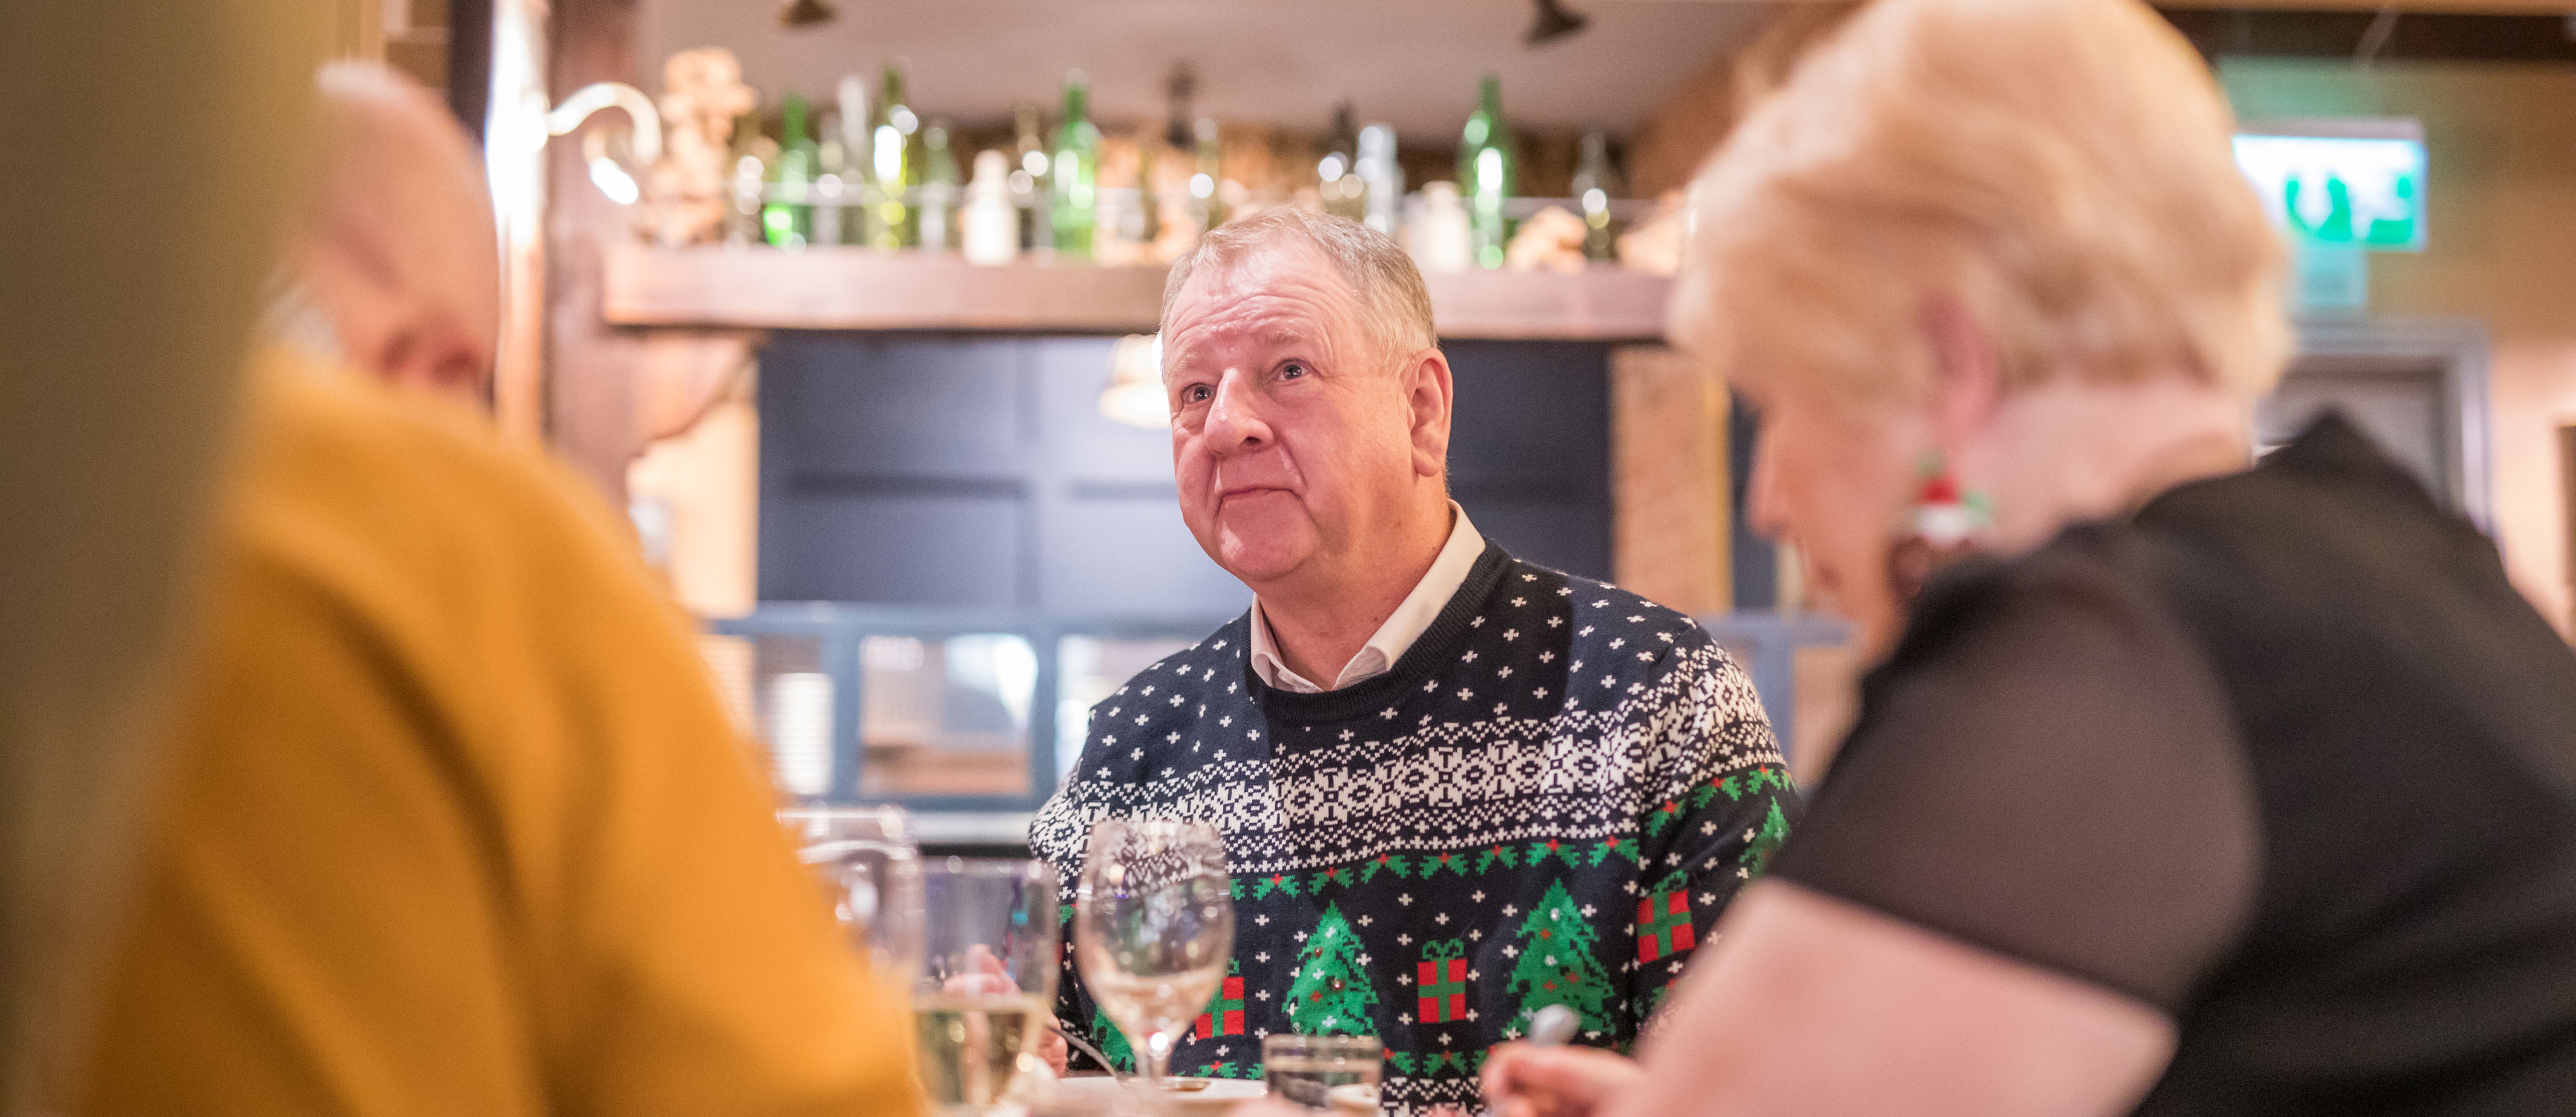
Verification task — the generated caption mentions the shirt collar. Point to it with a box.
[1250,502,1485,694]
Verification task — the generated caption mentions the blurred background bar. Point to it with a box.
[341,0,2576,850]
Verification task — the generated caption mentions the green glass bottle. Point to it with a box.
[764,94,816,249]
[868,65,921,251]
[1457,74,1517,269]
[1051,71,1103,259]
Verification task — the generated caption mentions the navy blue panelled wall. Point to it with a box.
[757,334,1611,611]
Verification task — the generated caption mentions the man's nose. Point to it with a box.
[1201,370,1272,456]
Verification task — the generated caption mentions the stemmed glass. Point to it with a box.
[1075,818,1236,1093]
[782,806,926,989]
[913,859,1061,1117]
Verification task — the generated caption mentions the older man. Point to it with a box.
[268,62,498,406]
[1029,210,1797,1112]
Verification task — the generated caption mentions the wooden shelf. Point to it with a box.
[603,244,1675,342]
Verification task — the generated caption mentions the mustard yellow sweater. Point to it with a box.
[82,352,916,1117]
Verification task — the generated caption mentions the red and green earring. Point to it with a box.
[1890,451,1992,601]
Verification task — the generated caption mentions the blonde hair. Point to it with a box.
[1162,208,1437,362]
[1674,0,2289,408]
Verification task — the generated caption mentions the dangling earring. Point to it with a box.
[1889,451,1992,602]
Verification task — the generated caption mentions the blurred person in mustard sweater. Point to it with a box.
[77,348,919,1117]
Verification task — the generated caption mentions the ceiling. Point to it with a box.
[638,0,1772,142]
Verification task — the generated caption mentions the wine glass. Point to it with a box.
[783,806,926,989]
[913,859,1061,1117]
[1074,818,1235,1093]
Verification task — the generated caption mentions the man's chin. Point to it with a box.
[1213,529,1316,589]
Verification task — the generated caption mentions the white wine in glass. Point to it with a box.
[914,859,1059,1117]
[1075,818,1234,1090]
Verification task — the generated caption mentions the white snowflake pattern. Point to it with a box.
[1498,666,1514,678]
[1608,638,1624,649]
[1538,651,1556,663]
[1397,933,1414,946]
[1522,574,1538,582]
[1471,616,1487,627]
[1502,944,1520,958]
[1254,913,1267,926]
[1356,915,1372,927]
[1398,892,1415,906]
[1256,951,1270,962]
[1637,651,1655,661]
[1557,587,1572,596]
[1493,703,1509,716]
[1534,687,1549,698]
[1501,629,1519,641]
[1380,707,1398,719]
[1171,694,1185,706]
[1219,716,1233,727]
[1468,929,1484,941]
[1627,615,1646,623]
[1142,686,1156,696]
[1339,728,1354,741]
[1166,731,1181,743]
[1130,748,1144,760]
[1501,903,1518,917]
[1593,599,1610,607]
[1457,688,1474,701]
[1434,912,1450,925]
[1510,597,1527,606]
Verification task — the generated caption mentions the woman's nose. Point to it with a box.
[1745,434,1788,542]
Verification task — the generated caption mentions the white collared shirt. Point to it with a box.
[1249,502,1485,693]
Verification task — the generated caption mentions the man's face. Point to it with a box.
[1161,244,1440,591]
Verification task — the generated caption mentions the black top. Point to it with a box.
[1772,414,2576,1115]
[1030,545,1798,1113]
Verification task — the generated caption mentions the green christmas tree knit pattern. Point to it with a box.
[1030,545,1799,1115]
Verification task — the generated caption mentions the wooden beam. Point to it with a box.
[603,245,1678,342]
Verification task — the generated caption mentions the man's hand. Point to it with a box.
[1480,1042,1646,1117]
[942,945,1070,1077]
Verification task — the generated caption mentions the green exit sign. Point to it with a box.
[2234,122,2426,253]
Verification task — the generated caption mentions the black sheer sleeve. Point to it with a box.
[1769,534,2261,1013]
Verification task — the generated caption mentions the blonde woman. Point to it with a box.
[1478,0,2576,1114]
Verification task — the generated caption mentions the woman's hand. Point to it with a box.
[941,945,1070,1077]
[1480,1042,1647,1117]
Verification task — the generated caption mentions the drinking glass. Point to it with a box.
[913,858,1061,1117]
[1261,1035,1381,1111]
[1074,818,1235,1091]
[782,806,926,988]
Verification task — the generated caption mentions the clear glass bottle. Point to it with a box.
[1190,117,1227,235]
[1013,102,1050,252]
[1051,71,1103,259]
[1356,123,1403,236]
[1457,74,1517,269]
[919,120,960,253]
[1570,128,1623,263]
[1320,101,1365,222]
[963,149,1019,266]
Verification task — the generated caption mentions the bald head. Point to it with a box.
[294,62,498,404]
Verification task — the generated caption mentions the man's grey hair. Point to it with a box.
[1159,208,1438,364]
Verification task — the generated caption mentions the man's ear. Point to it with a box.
[1919,297,2002,451]
[1404,348,1454,479]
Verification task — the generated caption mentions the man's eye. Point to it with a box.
[1183,384,1213,404]
[1280,362,1307,379]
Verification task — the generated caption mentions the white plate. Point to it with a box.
[1047,1074,1269,1116]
